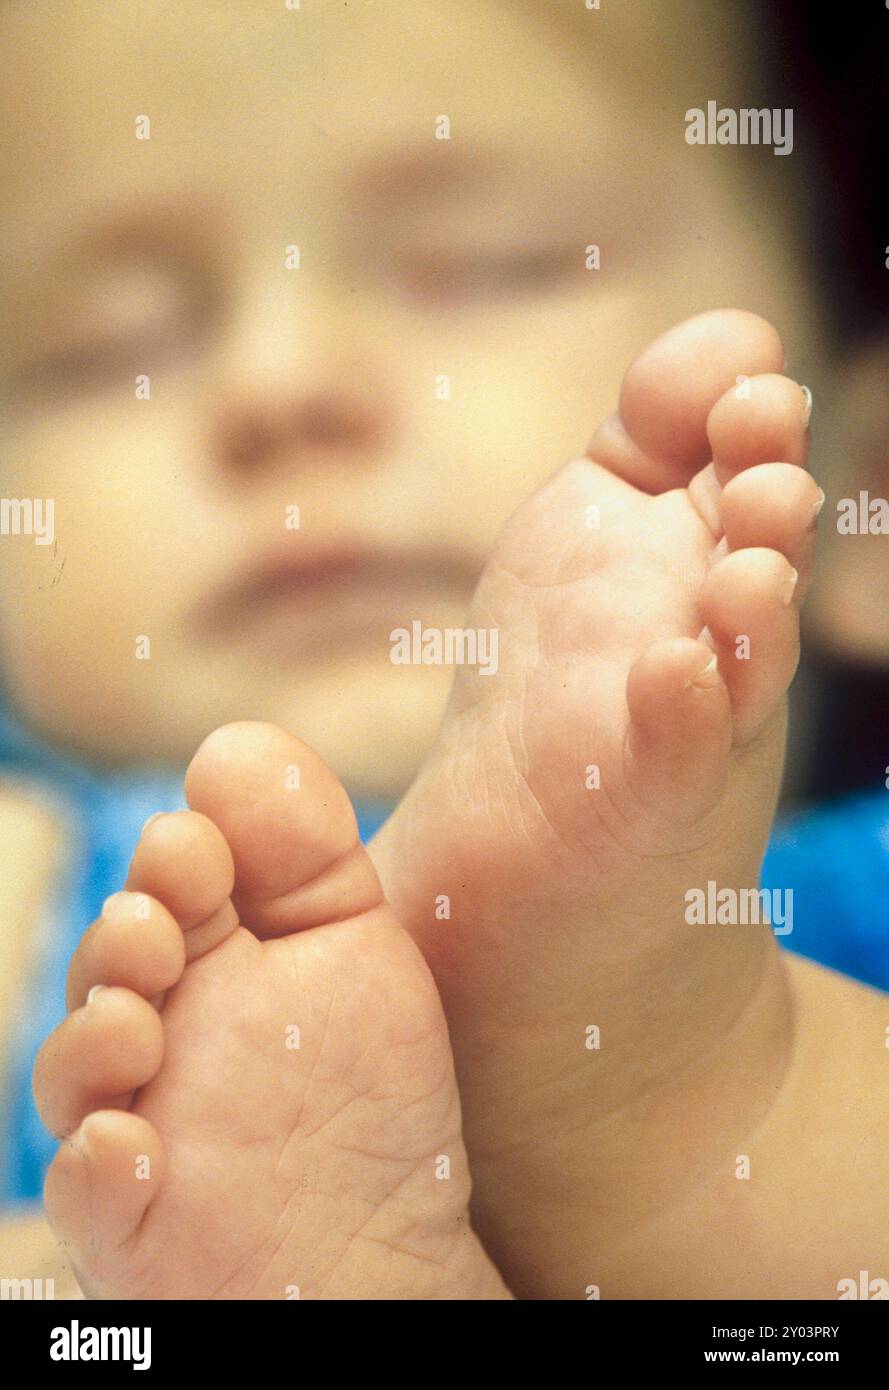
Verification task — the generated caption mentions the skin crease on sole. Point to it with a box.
[33,727,511,1301]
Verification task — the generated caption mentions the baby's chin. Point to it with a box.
[262,657,455,805]
[11,643,450,801]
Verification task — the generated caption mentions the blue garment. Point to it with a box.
[0,707,388,1206]
[763,787,889,992]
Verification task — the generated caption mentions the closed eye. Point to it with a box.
[13,258,218,396]
[397,245,584,306]
[20,314,197,390]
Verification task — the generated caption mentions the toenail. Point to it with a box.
[86,984,107,1006]
[781,568,799,605]
[800,385,813,425]
[812,488,826,518]
[690,654,719,689]
[101,891,135,918]
[141,812,165,835]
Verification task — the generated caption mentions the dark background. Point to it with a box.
[757,2,888,806]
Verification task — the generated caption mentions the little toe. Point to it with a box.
[66,890,186,1011]
[33,986,163,1139]
[707,373,811,486]
[184,721,385,938]
[587,310,784,491]
[699,547,800,741]
[626,637,733,820]
[44,1110,163,1276]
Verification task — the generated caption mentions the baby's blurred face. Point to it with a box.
[0,0,802,796]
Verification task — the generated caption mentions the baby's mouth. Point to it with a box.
[197,542,479,654]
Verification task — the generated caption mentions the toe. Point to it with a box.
[586,310,784,491]
[66,891,186,1011]
[699,547,800,741]
[33,986,163,1138]
[707,373,811,486]
[718,463,823,599]
[44,1110,163,1281]
[626,637,732,820]
[184,722,385,938]
[126,809,239,959]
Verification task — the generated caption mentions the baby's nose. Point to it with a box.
[206,279,395,472]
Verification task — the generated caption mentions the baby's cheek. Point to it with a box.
[0,528,161,743]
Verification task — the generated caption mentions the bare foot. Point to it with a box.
[371,310,829,1296]
[34,724,508,1300]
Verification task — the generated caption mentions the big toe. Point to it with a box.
[184,721,384,938]
[587,309,785,491]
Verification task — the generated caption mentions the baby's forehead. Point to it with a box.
[2,1,679,242]
[2,0,743,153]
[1,0,757,293]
